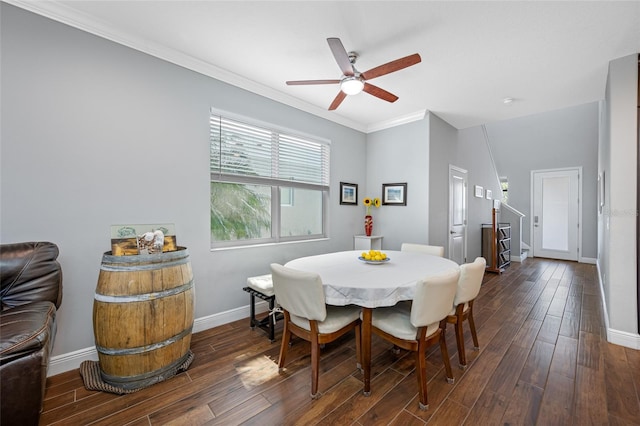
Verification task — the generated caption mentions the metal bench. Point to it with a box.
[242,274,281,342]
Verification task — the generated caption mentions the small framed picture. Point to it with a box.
[382,183,407,206]
[486,189,492,200]
[474,185,484,198]
[340,182,358,205]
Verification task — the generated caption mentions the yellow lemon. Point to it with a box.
[361,252,367,258]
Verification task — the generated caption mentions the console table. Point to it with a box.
[354,235,383,251]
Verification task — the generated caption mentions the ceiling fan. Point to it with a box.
[286,37,421,111]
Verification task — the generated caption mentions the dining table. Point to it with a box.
[285,249,460,395]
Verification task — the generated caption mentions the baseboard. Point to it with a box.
[510,251,528,263]
[48,299,270,377]
[48,346,99,377]
[192,299,268,333]
[607,329,640,349]
[595,260,640,350]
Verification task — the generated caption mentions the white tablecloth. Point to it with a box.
[285,250,460,308]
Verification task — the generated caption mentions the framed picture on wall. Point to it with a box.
[486,189,492,200]
[340,182,358,205]
[382,183,407,205]
[474,185,484,198]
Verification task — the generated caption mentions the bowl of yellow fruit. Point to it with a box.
[358,250,390,265]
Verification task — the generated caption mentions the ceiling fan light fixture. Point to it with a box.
[341,77,364,95]
[287,37,420,110]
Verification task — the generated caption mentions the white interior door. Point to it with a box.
[449,166,467,264]
[532,169,580,261]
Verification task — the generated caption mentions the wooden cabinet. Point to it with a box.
[482,223,511,272]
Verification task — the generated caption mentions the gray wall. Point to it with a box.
[366,112,504,263]
[424,114,503,262]
[485,102,600,259]
[1,4,367,359]
[456,126,503,261]
[366,118,430,250]
[599,54,638,337]
[428,113,458,251]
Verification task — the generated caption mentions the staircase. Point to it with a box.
[520,242,530,261]
[500,203,527,262]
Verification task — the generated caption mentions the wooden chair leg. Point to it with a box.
[310,333,320,399]
[416,340,429,410]
[278,320,291,370]
[454,313,467,369]
[355,323,362,369]
[439,328,454,384]
[468,302,480,350]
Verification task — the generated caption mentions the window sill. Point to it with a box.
[210,237,330,252]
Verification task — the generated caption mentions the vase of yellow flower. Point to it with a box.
[363,196,381,236]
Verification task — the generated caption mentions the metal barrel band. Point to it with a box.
[94,280,193,303]
[96,326,193,356]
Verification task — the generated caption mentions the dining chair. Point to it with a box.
[270,263,362,399]
[401,243,445,257]
[443,257,486,369]
[370,269,460,410]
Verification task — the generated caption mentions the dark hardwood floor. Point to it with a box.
[40,258,640,425]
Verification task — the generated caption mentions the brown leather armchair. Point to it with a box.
[1,242,63,426]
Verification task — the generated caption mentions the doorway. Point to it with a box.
[531,168,581,261]
[449,165,468,264]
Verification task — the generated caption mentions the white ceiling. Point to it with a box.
[8,0,639,132]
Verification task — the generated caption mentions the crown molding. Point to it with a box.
[4,0,376,133]
[5,0,423,134]
[366,109,428,133]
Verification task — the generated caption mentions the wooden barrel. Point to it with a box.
[93,247,194,390]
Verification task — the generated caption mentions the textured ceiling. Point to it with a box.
[7,0,640,132]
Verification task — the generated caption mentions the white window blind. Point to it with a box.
[210,115,330,188]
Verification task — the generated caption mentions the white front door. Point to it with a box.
[449,166,468,264]
[532,168,580,261]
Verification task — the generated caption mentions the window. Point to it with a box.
[500,176,509,204]
[210,109,330,247]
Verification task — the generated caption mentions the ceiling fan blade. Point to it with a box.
[363,83,398,103]
[328,91,347,110]
[286,79,341,85]
[361,53,422,81]
[327,37,354,77]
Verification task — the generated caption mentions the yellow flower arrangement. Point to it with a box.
[363,196,381,215]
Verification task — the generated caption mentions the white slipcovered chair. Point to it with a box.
[401,243,445,257]
[369,269,460,410]
[270,263,361,399]
[443,257,486,369]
